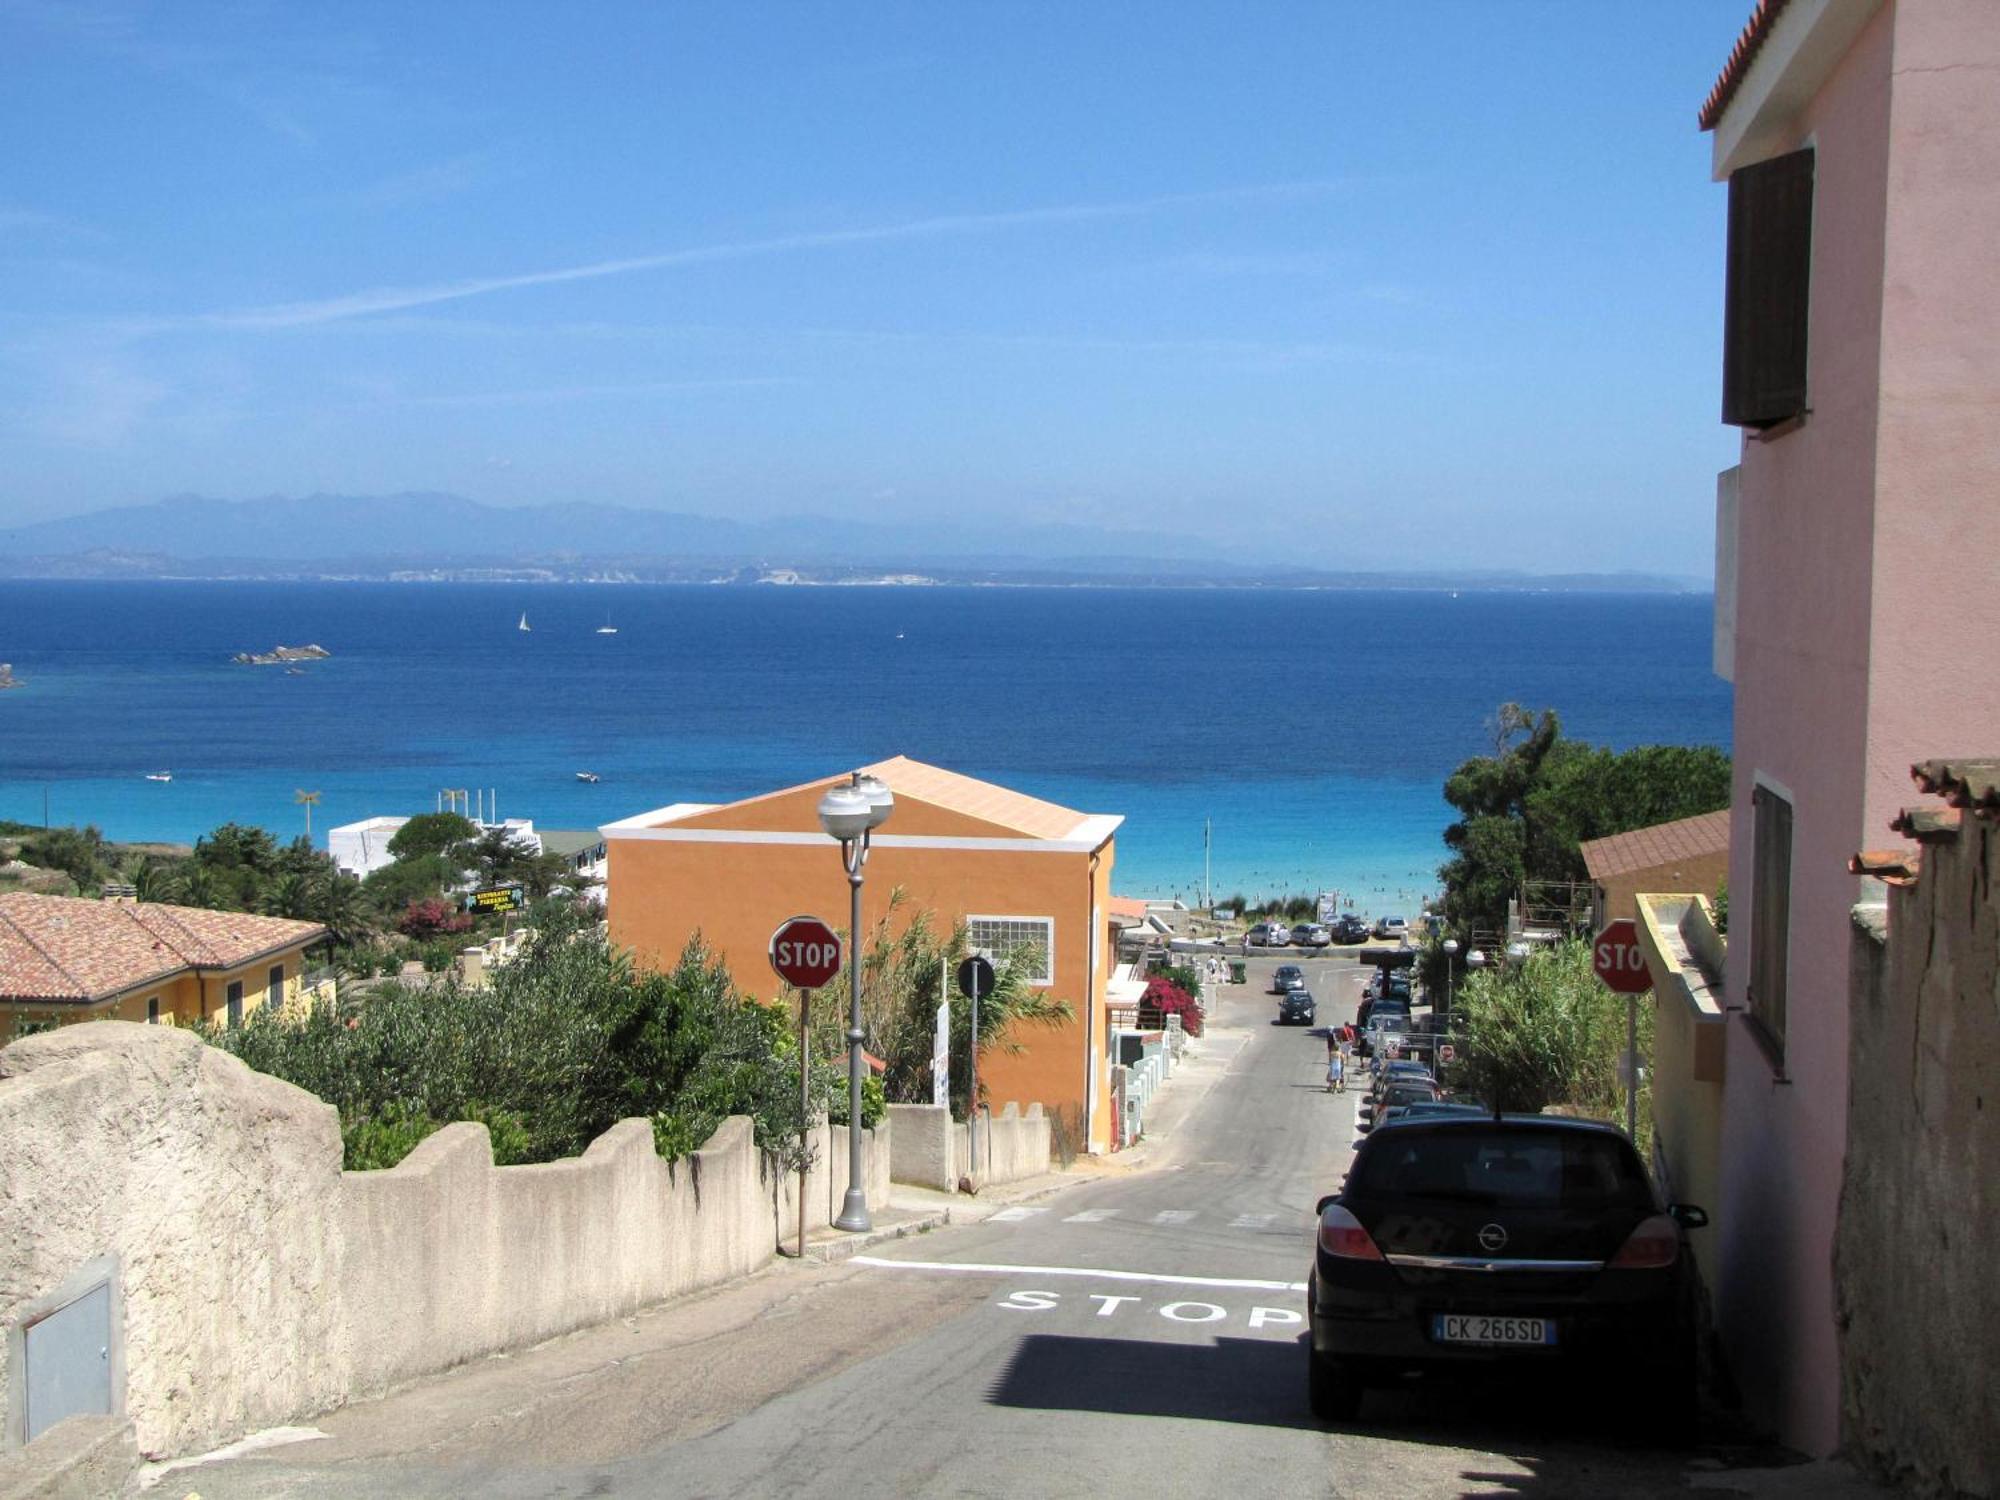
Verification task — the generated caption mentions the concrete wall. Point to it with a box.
[1836,813,2000,1497]
[0,1023,888,1461]
[886,1102,1050,1191]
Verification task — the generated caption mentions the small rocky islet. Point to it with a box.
[231,643,332,666]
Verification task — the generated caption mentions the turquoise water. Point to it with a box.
[0,582,1730,911]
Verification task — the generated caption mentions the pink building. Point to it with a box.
[1701,0,2000,1456]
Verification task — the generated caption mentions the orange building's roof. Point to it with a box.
[856,756,1089,841]
[1580,811,1731,884]
[1105,896,1151,923]
[621,755,1107,843]
[0,892,324,1005]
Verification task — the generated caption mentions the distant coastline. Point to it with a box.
[0,555,1704,594]
[0,493,1710,593]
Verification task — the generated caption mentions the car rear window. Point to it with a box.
[1351,1128,1654,1212]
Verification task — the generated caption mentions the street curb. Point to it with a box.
[800,1208,952,1264]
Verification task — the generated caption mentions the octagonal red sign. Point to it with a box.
[769,915,842,990]
[1591,919,1651,994]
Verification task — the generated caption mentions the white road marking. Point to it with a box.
[852,1255,1308,1292]
[1151,1210,1197,1225]
[1062,1208,1120,1223]
[1230,1213,1276,1230]
[989,1206,1047,1222]
[1090,1294,1141,1317]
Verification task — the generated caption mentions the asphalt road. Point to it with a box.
[182,955,1700,1499]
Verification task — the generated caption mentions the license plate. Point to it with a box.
[1431,1314,1557,1346]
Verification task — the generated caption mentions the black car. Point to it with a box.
[1269,964,1307,995]
[1278,989,1316,1025]
[1306,1115,1705,1438]
[1331,914,1372,944]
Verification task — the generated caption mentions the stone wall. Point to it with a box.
[885,1102,1050,1192]
[0,1023,889,1461]
[1836,808,1999,1497]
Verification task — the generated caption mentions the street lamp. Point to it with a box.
[1441,938,1459,1019]
[1466,948,1487,976]
[817,770,894,1232]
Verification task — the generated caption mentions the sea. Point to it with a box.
[0,582,1731,915]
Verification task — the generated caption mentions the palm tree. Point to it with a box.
[308,873,372,948]
[131,859,187,905]
[259,872,317,920]
[176,866,231,910]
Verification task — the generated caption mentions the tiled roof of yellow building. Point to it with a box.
[1580,810,1731,883]
[0,892,324,1004]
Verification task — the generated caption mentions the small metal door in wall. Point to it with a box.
[23,1281,112,1442]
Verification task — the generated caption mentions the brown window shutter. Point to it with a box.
[1748,784,1792,1051]
[1722,148,1815,428]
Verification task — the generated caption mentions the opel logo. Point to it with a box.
[1477,1223,1509,1253]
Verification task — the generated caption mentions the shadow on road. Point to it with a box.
[985,1332,1703,1494]
[986,1333,1322,1430]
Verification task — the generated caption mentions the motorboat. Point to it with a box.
[145,771,173,783]
[575,771,601,784]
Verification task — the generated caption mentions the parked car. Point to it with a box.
[1392,1100,1490,1123]
[1291,923,1331,948]
[1372,915,1410,941]
[1358,1079,1441,1132]
[1306,1115,1706,1437]
[1366,1060,1434,1103]
[1278,989,1317,1025]
[1331,914,1372,944]
[1356,994,1410,1032]
[1246,922,1290,947]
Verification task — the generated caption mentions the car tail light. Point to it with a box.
[1318,1204,1385,1262]
[1608,1214,1680,1269]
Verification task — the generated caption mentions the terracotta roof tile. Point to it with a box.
[1850,849,1921,887]
[1579,810,1732,883]
[1890,806,1963,843]
[1106,896,1150,923]
[0,892,323,1006]
[1911,757,2000,819]
[1700,0,1794,131]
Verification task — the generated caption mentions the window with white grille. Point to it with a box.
[967,915,1055,986]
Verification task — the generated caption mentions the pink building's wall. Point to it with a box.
[1865,0,2000,799]
[1715,6,1892,1457]
[1717,0,2000,1457]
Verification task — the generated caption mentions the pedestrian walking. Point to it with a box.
[1326,1048,1345,1094]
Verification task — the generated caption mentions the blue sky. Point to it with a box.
[0,1,1752,575]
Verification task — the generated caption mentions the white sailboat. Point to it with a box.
[595,609,618,635]
[518,611,531,632]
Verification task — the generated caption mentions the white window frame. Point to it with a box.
[966,914,1056,988]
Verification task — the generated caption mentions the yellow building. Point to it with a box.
[603,756,1123,1152]
[0,892,327,1039]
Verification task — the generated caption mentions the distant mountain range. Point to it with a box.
[0,493,1704,591]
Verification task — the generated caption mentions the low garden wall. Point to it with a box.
[886,1102,1049,1191]
[0,1023,888,1461]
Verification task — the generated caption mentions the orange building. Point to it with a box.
[603,757,1123,1152]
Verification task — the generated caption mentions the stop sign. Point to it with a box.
[769,915,842,990]
[1592,919,1651,994]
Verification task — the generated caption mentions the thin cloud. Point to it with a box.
[203,181,1350,330]
[403,376,801,408]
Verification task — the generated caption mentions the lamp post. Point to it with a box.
[1441,938,1459,1021]
[1466,948,1487,977]
[817,770,894,1232]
